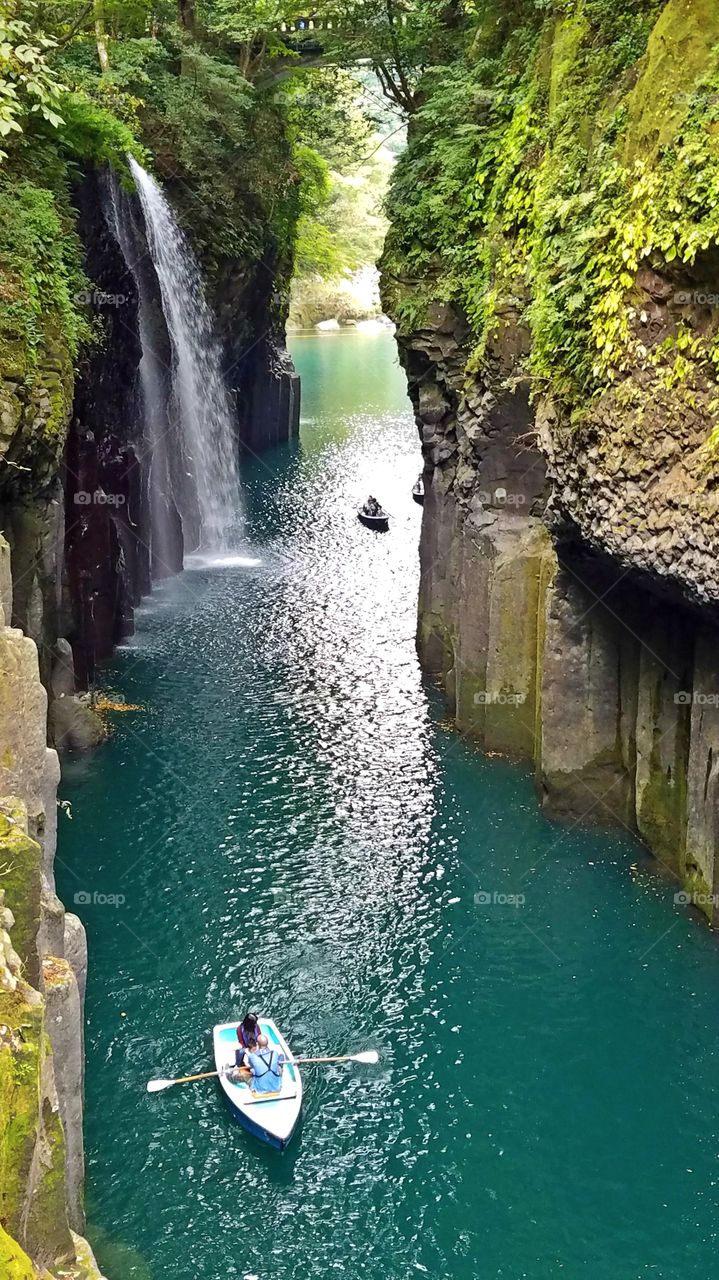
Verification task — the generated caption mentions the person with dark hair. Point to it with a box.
[238,1013,259,1049]
[234,1013,260,1071]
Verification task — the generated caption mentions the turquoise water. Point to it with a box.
[58,330,719,1280]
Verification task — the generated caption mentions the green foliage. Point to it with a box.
[292,143,391,280]
[281,68,373,168]
[0,11,66,160]
[0,0,411,396]
[276,66,388,285]
[0,171,92,363]
[48,89,141,166]
[383,0,719,426]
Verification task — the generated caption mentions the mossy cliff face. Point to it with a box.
[0,538,103,1279]
[0,47,301,702]
[383,1,719,922]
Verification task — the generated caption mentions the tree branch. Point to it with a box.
[54,2,93,49]
[384,0,416,112]
[375,58,413,115]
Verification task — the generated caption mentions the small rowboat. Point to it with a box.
[412,476,425,506]
[213,1019,302,1151]
[357,505,390,532]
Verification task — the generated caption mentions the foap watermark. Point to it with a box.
[478,487,527,507]
[73,288,128,308]
[74,490,126,508]
[474,890,526,908]
[674,890,719,908]
[674,691,719,707]
[673,290,719,308]
[74,889,126,908]
[474,690,527,706]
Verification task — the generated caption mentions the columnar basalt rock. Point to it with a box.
[389,244,719,918]
[383,0,719,926]
[0,539,103,1278]
[398,307,719,919]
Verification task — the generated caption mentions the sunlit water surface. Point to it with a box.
[58,331,719,1280]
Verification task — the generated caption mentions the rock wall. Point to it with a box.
[0,535,105,1279]
[402,299,719,923]
[384,0,719,926]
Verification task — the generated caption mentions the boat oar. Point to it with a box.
[146,1050,379,1093]
[291,1050,380,1066]
[147,1069,220,1093]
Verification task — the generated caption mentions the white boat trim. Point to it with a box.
[213,1018,302,1148]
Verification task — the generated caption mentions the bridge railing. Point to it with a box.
[274,14,409,34]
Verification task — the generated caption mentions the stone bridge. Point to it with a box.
[273,11,409,56]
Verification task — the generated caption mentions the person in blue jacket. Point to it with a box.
[245,1033,285,1094]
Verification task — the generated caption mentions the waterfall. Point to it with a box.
[101,173,181,578]
[128,157,241,550]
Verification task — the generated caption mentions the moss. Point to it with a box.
[383,0,719,436]
[624,0,719,162]
[0,978,78,1274]
[548,13,590,117]
[0,168,83,500]
[0,805,42,983]
[0,1225,36,1280]
[635,688,690,873]
[23,1094,74,1268]
[533,544,557,778]
[0,997,44,1243]
[683,864,714,923]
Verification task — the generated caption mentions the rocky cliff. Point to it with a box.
[383,0,719,921]
[0,535,105,1280]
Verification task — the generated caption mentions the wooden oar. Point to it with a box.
[292,1051,379,1066]
[147,1069,221,1093]
[146,1049,379,1093]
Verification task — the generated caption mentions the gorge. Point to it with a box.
[2,2,719,1278]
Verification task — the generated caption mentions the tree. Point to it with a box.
[93,0,109,69]
[178,0,196,34]
[324,0,468,114]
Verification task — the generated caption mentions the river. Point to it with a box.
[58,330,719,1280]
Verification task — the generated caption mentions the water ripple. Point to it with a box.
[59,335,719,1280]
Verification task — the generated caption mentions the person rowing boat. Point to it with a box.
[245,1033,285,1094]
[357,496,390,531]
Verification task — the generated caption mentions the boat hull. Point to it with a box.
[221,1093,290,1152]
[213,1019,302,1152]
[358,510,389,532]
